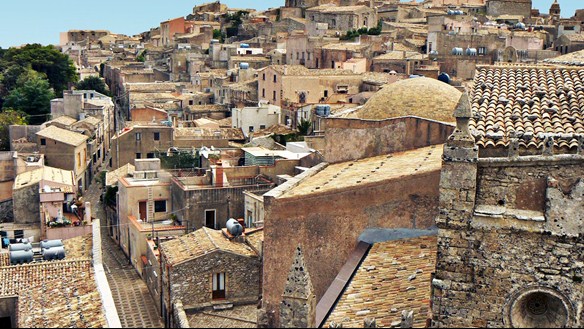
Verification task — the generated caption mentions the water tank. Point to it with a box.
[315,105,331,117]
[515,22,526,30]
[42,247,66,261]
[40,239,63,250]
[226,218,243,237]
[452,47,464,56]
[447,10,454,15]
[239,62,250,69]
[466,48,477,56]
[240,43,250,48]
[9,243,32,252]
[10,250,34,265]
[438,72,451,84]
[429,50,439,60]
[210,39,219,44]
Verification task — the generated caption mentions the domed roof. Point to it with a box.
[357,77,462,122]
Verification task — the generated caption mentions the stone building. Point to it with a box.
[431,65,584,327]
[306,5,377,37]
[36,125,89,193]
[111,124,174,170]
[159,227,263,327]
[555,34,584,55]
[486,0,532,18]
[257,65,363,108]
[258,77,461,326]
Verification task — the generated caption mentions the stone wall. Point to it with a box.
[12,185,39,225]
[0,199,14,222]
[262,169,441,326]
[165,251,260,311]
[322,117,454,164]
[433,228,583,328]
[486,0,532,18]
[171,182,274,230]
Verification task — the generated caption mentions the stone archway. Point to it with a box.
[504,286,574,328]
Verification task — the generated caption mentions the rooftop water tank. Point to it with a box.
[466,48,478,56]
[239,62,250,69]
[240,43,250,48]
[315,105,331,117]
[10,250,34,265]
[226,218,243,237]
[42,247,66,261]
[438,72,451,84]
[40,239,63,251]
[9,243,32,252]
[452,47,464,56]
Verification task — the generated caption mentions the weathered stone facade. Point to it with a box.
[486,0,532,18]
[432,94,584,328]
[0,200,14,222]
[280,246,316,328]
[163,251,260,311]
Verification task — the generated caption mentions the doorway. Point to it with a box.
[139,202,147,221]
[205,209,216,229]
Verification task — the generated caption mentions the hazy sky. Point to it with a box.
[0,0,580,48]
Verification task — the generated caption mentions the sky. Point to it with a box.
[0,0,580,48]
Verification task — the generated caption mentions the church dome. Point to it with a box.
[357,77,462,123]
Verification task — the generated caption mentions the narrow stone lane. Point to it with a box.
[85,173,163,328]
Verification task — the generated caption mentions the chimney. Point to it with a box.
[214,160,224,187]
[84,202,92,223]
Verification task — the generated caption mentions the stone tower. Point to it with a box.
[280,246,316,328]
[549,0,561,22]
[431,92,584,327]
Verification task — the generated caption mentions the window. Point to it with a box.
[40,138,46,146]
[154,200,167,213]
[262,88,265,98]
[273,75,277,83]
[273,90,277,101]
[136,132,141,141]
[324,90,329,98]
[212,273,226,300]
[249,126,254,133]
[262,73,266,81]
[14,230,24,240]
[189,100,194,105]
[136,153,142,159]
[332,19,336,28]
[77,153,81,168]
[154,132,160,141]
[147,153,155,159]
[478,47,487,55]
[246,210,253,228]
[260,125,266,130]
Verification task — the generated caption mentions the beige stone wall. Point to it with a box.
[112,126,173,169]
[262,170,441,326]
[322,117,454,164]
[486,0,532,18]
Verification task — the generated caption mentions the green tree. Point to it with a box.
[297,118,312,136]
[0,109,27,151]
[4,72,54,125]
[1,44,78,96]
[76,76,109,96]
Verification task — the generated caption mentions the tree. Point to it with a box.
[76,76,110,96]
[1,44,78,96]
[4,72,54,125]
[297,118,312,136]
[0,109,27,151]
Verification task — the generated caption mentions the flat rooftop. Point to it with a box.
[281,145,443,198]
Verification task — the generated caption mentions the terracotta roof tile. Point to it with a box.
[325,236,437,328]
[160,227,258,266]
[470,66,584,150]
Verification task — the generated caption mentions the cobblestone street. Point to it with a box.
[85,176,163,328]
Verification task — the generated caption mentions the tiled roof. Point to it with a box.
[37,125,88,146]
[187,304,257,328]
[174,127,245,140]
[322,43,370,51]
[0,235,105,328]
[307,5,371,13]
[269,65,361,76]
[14,166,75,190]
[244,229,264,253]
[282,145,443,198]
[161,227,258,266]
[564,33,584,42]
[469,66,584,149]
[373,51,426,61]
[544,49,584,66]
[49,116,78,127]
[324,236,437,328]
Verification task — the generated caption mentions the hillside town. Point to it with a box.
[0,0,583,328]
